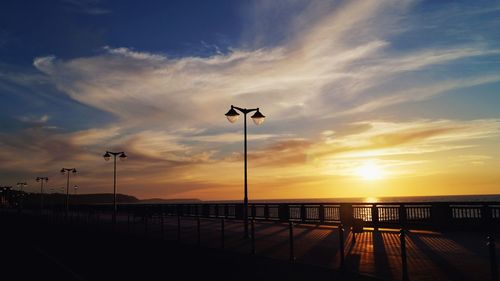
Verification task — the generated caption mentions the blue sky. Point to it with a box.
[1,0,499,199]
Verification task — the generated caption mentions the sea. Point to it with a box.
[204,194,500,204]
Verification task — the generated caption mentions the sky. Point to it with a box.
[1,0,499,200]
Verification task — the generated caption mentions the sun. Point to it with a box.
[356,161,384,180]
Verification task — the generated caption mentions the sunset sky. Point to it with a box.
[1,0,499,200]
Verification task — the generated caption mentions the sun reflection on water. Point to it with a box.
[364,197,379,203]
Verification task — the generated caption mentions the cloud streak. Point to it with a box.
[1,0,500,199]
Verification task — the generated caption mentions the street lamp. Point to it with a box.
[225,105,266,237]
[60,168,77,214]
[73,185,79,195]
[35,177,48,210]
[103,151,127,224]
[16,182,28,192]
[16,182,28,210]
[0,186,13,207]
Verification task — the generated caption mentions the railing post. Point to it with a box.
[197,217,201,247]
[339,224,345,270]
[340,204,354,228]
[203,204,209,218]
[177,215,181,241]
[289,221,295,263]
[127,209,130,233]
[319,204,325,224]
[249,204,254,220]
[372,204,379,231]
[160,212,165,239]
[300,204,306,223]
[487,235,498,281]
[482,205,493,229]
[279,204,290,222]
[432,203,450,231]
[400,229,409,281]
[235,203,243,220]
[96,211,100,228]
[221,218,225,249]
[399,204,407,228]
[251,219,256,255]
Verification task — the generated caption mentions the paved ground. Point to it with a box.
[0,212,380,281]
[116,214,499,281]
[3,210,499,281]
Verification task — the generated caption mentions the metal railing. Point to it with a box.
[52,201,500,231]
[2,201,499,281]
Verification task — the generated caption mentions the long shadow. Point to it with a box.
[225,224,290,250]
[372,231,393,280]
[257,225,317,257]
[446,231,492,256]
[407,233,468,281]
[297,227,340,267]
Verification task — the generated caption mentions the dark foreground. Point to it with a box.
[0,213,379,281]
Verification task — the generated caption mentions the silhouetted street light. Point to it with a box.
[16,182,28,210]
[35,177,48,210]
[0,186,13,207]
[60,168,77,214]
[225,105,266,237]
[103,151,127,224]
[16,181,28,192]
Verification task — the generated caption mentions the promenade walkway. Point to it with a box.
[6,209,498,281]
[113,215,498,281]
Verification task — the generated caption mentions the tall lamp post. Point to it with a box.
[16,181,28,192]
[60,168,77,214]
[16,182,28,211]
[103,151,127,225]
[225,105,265,237]
[35,177,48,210]
[0,186,13,207]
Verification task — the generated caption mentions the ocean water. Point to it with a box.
[206,194,500,204]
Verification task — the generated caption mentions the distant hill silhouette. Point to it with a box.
[6,191,203,207]
[19,193,139,206]
[138,198,202,204]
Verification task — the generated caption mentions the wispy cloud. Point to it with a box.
[1,0,499,198]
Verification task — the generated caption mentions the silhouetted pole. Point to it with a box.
[16,182,28,212]
[221,218,225,249]
[66,172,70,212]
[160,213,165,238]
[60,168,77,217]
[103,151,127,225]
[177,215,181,241]
[339,224,345,269]
[225,105,266,238]
[289,222,295,263]
[400,229,409,281]
[35,178,48,211]
[251,219,256,255]
[243,110,248,237]
[487,235,498,281]
[113,154,116,221]
[127,210,131,233]
[197,217,201,247]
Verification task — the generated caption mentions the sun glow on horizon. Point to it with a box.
[356,161,384,181]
